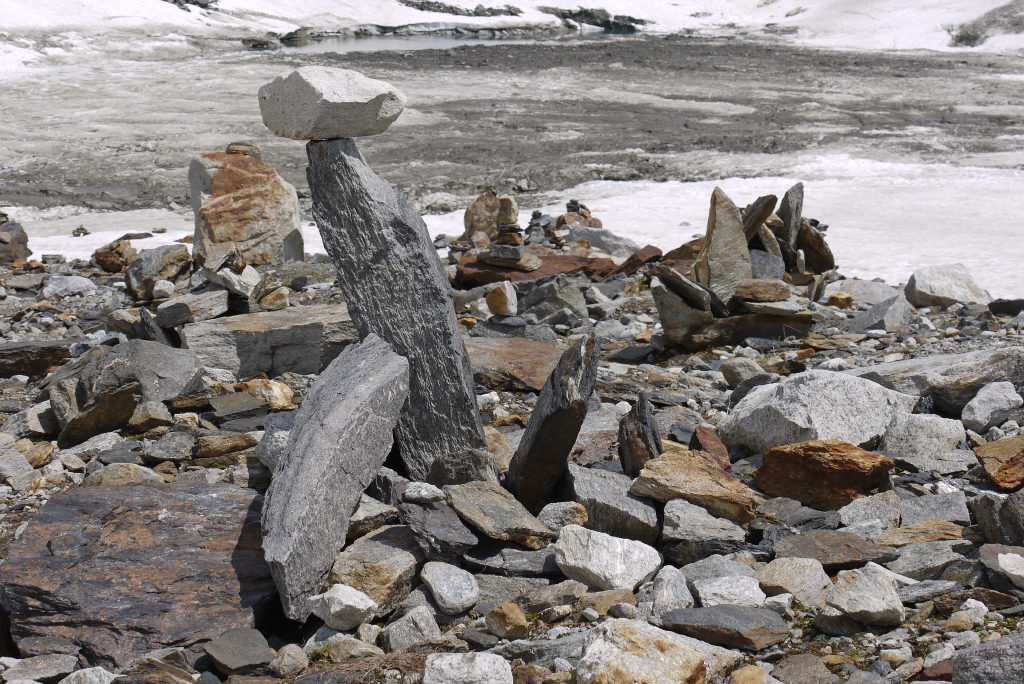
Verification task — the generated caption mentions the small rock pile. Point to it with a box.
[0,66,1023,684]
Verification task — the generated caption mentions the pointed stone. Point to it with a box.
[507,335,601,514]
[306,138,486,480]
[692,188,752,304]
[776,182,804,247]
[742,194,778,242]
[261,334,410,621]
[618,391,663,478]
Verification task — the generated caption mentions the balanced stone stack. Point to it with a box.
[478,196,541,272]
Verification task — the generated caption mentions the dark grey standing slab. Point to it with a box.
[506,335,600,513]
[775,182,804,248]
[261,334,410,621]
[618,391,663,478]
[306,138,486,480]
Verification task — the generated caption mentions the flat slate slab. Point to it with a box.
[0,483,276,669]
[773,529,899,571]
[661,605,789,651]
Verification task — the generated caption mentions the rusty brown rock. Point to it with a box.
[460,187,500,240]
[605,245,663,279]
[877,519,984,547]
[189,152,303,268]
[756,440,893,510]
[688,426,730,471]
[773,530,898,571]
[734,279,791,302]
[629,446,764,524]
[975,436,1024,491]
[464,337,561,393]
[556,212,603,229]
[0,483,275,669]
[196,433,259,460]
[0,340,85,379]
[617,391,663,478]
[797,220,835,274]
[663,237,704,263]
[93,238,138,273]
[741,194,778,242]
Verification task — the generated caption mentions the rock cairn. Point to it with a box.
[478,196,541,272]
[0,65,1023,684]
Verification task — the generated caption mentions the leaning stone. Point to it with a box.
[617,391,663,478]
[0,484,275,669]
[189,152,303,268]
[181,304,357,379]
[566,464,658,545]
[155,290,230,328]
[554,524,661,591]
[507,336,600,513]
[845,294,915,333]
[719,371,917,455]
[259,66,405,140]
[905,263,991,308]
[755,440,894,511]
[756,558,831,610]
[445,481,555,550]
[262,334,409,621]
[204,628,274,677]
[327,526,426,616]
[775,182,803,248]
[962,381,1024,434]
[307,137,486,480]
[576,619,706,684]
[422,653,512,684]
[825,563,904,626]
[692,187,752,304]
[630,446,764,524]
[846,347,1024,415]
[773,529,899,572]
[380,606,440,653]
[662,605,789,651]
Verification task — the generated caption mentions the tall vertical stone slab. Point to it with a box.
[306,138,487,480]
[618,391,663,478]
[776,182,804,248]
[507,335,601,514]
[692,188,752,306]
[261,334,410,621]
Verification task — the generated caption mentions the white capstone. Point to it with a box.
[826,563,905,626]
[554,525,662,591]
[309,583,378,631]
[259,66,406,140]
[692,575,765,608]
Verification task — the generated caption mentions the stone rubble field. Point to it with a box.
[0,66,1023,684]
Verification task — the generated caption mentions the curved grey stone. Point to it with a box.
[961,381,1023,433]
[261,334,410,621]
[905,263,991,308]
[306,137,486,480]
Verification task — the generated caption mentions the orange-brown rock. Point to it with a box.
[606,245,662,279]
[629,446,764,523]
[189,152,303,268]
[688,426,730,471]
[735,279,791,302]
[663,237,705,262]
[797,220,836,274]
[460,187,500,240]
[756,440,894,511]
[92,237,138,273]
[455,254,615,288]
[877,519,984,547]
[828,292,854,309]
[556,212,602,229]
[465,337,561,392]
[975,436,1024,491]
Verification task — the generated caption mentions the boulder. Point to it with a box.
[124,245,191,300]
[961,382,1023,433]
[950,632,1024,684]
[630,446,764,524]
[92,236,138,273]
[327,525,425,616]
[886,539,972,581]
[0,215,31,262]
[537,502,588,533]
[662,605,789,651]
[155,290,230,328]
[270,644,308,678]
[838,491,902,530]
[554,524,661,591]
[905,263,991,308]
[659,498,748,565]
[259,66,405,140]
[464,337,561,392]
[576,619,706,684]
[518,274,588,326]
[825,563,904,626]
[422,653,513,684]
[566,464,658,545]
[735,279,791,303]
[189,152,303,268]
[900,492,970,527]
[693,575,765,608]
[0,654,78,683]
[773,529,898,571]
[692,188,752,304]
[262,334,410,620]
[400,498,479,563]
[974,436,1024,491]
[755,440,894,510]
[507,336,600,513]
[380,606,440,652]
[445,481,555,550]
[775,182,803,248]
[203,627,275,677]
[568,225,640,257]
[797,221,835,273]
[823,279,899,306]
[180,304,357,378]
[845,294,915,333]
[461,188,500,240]
[755,558,831,610]
[308,584,378,631]
[0,483,275,669]
[484,602,529,640]
[307,136,486,481]
[879,519,980,547]
[420,562,479,615]
[485,281,518,316]
[878,412,966,460]
[651,565,695,618]
[42,275,96,299]
[719,370,918,454]
[846,347,1024,415]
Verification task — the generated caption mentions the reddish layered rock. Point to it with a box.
[0,483,276,669]
[756,440,893,510]
[465,337,562,392]
[455,254,616,288]
[975,436,1024,491]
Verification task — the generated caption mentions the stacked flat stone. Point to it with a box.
[479,196,541,272]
